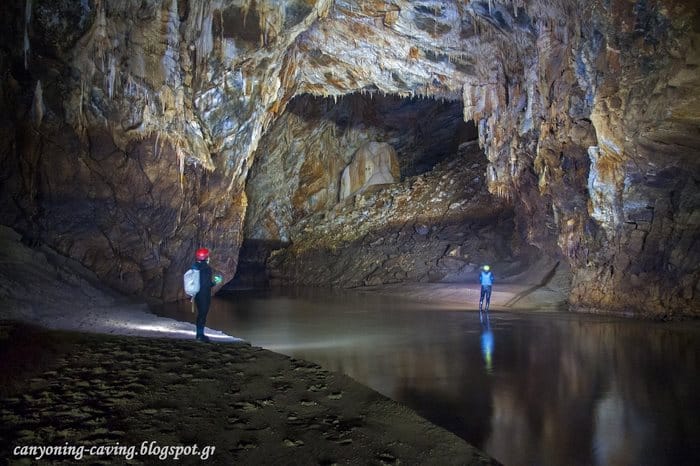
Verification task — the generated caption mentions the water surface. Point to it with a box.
[153,288,700,466]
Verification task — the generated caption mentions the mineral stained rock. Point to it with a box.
[339,141,400,201]
[0,0,697,316]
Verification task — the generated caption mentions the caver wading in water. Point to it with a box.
[479,265,494,323]
[191,248,222,342]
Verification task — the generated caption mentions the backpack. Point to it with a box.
[184,268,200,297]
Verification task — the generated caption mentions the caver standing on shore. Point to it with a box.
[191,248,222,342]
[479,265,494,315]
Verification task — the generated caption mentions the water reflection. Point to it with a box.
[480,311,494,374]
[152,289,700,466]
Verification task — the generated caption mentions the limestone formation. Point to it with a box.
[244,93,468,242]
[339,142,400,201]
[267,142,528,288]
[0,0,697,316]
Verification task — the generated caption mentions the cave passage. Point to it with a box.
[2,0,699,464]
[155,289,700,466]
[233,92,533,291]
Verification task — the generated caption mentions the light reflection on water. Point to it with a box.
[152,288,700,466]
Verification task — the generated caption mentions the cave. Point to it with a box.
[1,0,699,464]
[229,91,527,290]
[2,0,697,317]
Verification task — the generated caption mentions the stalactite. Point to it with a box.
[106,55,117,99]
[23,0,32,69]
[94,0,108,68]
[194,1,213,74]
[168,0,179,48]
[154,132,161,160]
[219,7,224,58]
[178,142,185,192]
[78,79,85,133]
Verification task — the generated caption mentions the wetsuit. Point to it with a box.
[193,260,215,339]
[479,270,494,312]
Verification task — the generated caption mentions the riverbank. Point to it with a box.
[0,321,495,465]
[0,226,497,464]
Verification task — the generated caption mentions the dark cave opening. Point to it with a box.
[285,92,478,178]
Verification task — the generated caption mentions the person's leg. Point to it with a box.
[479,286,486,322]
[485,286,492,311]
[194,294,211,341]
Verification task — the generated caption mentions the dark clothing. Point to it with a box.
[192,260,215,338]
[479,285,492,311]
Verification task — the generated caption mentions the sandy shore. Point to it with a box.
[0,322,495,465]
[0,226,499,464]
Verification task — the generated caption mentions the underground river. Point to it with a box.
[152,288,700,466]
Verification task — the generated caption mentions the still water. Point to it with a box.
[153,288,700,466]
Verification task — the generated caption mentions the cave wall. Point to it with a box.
[287,0,700,316]
[244,93,470,242]
[568,2,700,316]
[0,0,698,315]
[243,92,522,288]
[265,142,524,288]
[0,0,331,301]
[483,0,700,317]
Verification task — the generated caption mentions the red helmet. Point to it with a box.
[195,248,210,261]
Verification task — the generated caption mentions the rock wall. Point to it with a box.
[568,2,700,316]
[268,143,527,288]
[0,0,331,301]
[244,93,471,242]
[458,1,700,317]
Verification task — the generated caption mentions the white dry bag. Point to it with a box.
[183,268,200,297]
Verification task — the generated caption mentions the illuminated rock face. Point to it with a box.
[339,142,400,200]
[0,0,697,315]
